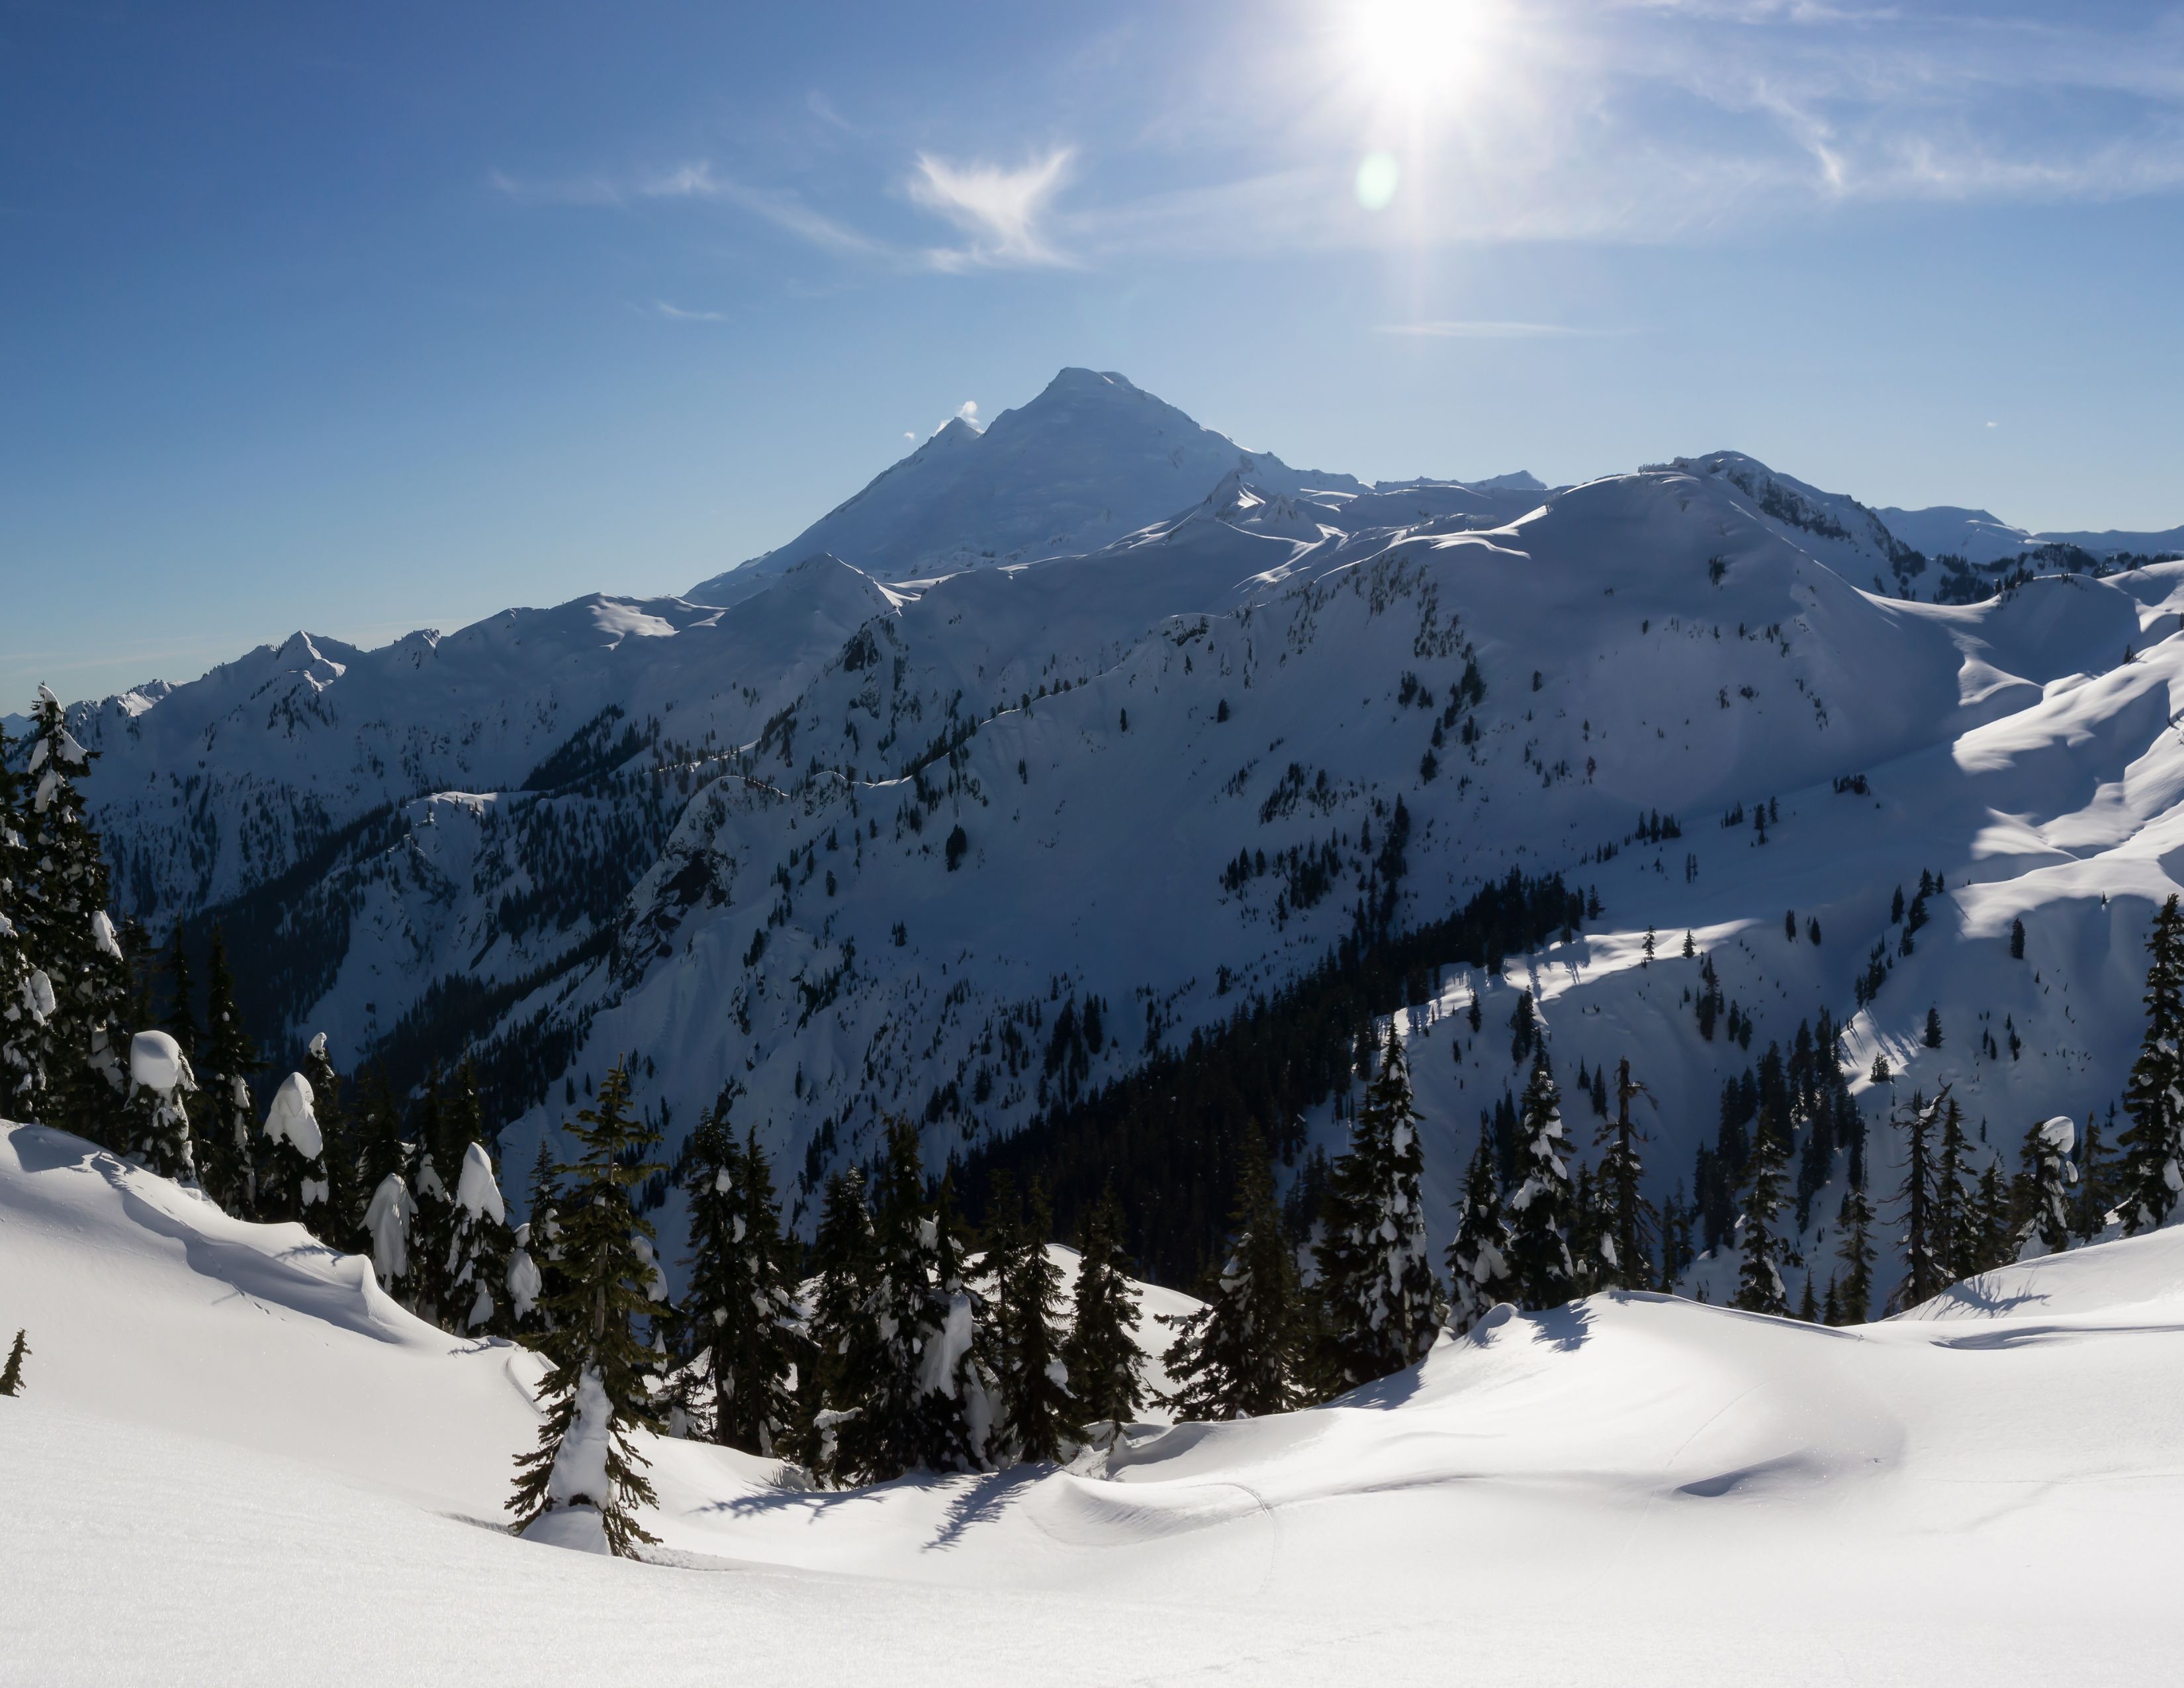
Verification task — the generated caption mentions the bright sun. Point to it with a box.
[1347,0,1487,104]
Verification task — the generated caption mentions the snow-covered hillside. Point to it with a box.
[24,369,2184,1309]
[5,1117,2177,1684]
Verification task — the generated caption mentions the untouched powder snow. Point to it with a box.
[5,1116,2180,1684]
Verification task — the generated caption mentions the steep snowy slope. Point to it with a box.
[5,1115,2179,1685]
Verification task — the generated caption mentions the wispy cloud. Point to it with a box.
[490,160,887,259]
[651,301,725,323]
[907,148,1076,269]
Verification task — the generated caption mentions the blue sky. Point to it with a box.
[5,0,2183,705]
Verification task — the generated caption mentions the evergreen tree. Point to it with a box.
[1445,1129,1515,1335]
[1501,1050,1575,1310]
[1313,1026,1438,1391]
[1063,1182,1144,1442]
[257,1071,330,1225]
[352,1062,408,1246]
[2017,1116,2077,1259]
[508,1059,666,1557]
[801,1167,878,1479]
[520,1135,569,1332]
[195,929,259,1215]
[1935,1098,1973,1278]
[0,1328,26,1396]
[1733,1109,1790,1316]
[506,1222,546,1335]
[1160,1128,1307,1421]
[1896,1088,1948,1309]
[1970,1158,2013,1276]
[363,1172,419,1298]
[445,1143,516,1334]
[300,1034,357,1243]
[1837,1187,1876,1323]
[989,1177,1075,1463]
[407,1070,455,1325]
[159,925,197,1059]
[120,1028,197,1181]
[19,686,130,1149]
[1593,1057,1657,1290]
[680,1100,800,1456]
[2118,894,2184,1234]
[0,729,52,1115]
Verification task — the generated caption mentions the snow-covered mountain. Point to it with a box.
[27,369,2184,1306]
[1878,502,2184,567]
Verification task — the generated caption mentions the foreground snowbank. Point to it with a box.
[5,1118,2181,1684]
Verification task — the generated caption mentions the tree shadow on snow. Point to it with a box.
[6,1123,105,1176]
[926,1466,1042,1551]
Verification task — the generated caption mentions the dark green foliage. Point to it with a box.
[2016,1116,2076,1258]
[1064,1184,1144,1439]
[196,929,259,1214]
[2119,895,2184,1235]
[1835,1186,1876,1323]
[1313,1026,1437,1391]
[1593,1058,1656,1290]
[1733,1111,1790,1316]
[508,1060,665,1557]
[962,870,1578,1286]
[1895,1088,1948,1309]
[989,1177,1076,1463]
[800,1167,878,1477]
[1160,1128,1307,1420]
[1502,1051,1574,1310]
[1445,1129,1514,1333]
[0,1328,26,1396]
[680,1098,801,1456]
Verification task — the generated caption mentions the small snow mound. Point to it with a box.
[129,1030,192,1094]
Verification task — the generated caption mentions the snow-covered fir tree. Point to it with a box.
[159,925,197,1060]
[363,1171,419,1299]
[0,728,52,1117]
[298,1034,356,1240]
[679,1099,800,1456]
[1593,1058,1657,1291]
[195,929,259,1215]
[2118,894,2184,1235]
[444,1143,515,1334]
[19,686,130,1149]
[256,1072,329,1225]
[1732,1111,1790,1316]
[1314,1025,1438,1391]
[801,1166,878,1479]
[1160,1129,1308,1421]
[1445,1128,1515,1335]
[2017,1115,2077,1259]
[1501,1051,1576,1311]
[987,1176,1075,1464]
[1934,1098,1973,1278]
[406,1071,455,1325]
[508,1059,666,1557]
[122,1029,197,1180]
[1062,1183,1144,1443]
[506,1222,545,1334]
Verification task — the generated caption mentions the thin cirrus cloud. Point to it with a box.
[651,301,725,323]
[906,148,1077,270]
[1375,320,1613,339]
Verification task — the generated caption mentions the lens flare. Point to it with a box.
[1355,152,1401,210]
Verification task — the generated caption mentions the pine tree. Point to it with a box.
[801,1167,878,1479]
[1161,1127,1308,1420]
[0,726,52,1117]
[445,1143,516,1334]
[520,1135,568,1333]
[680,1100,800,1456]
[2118,894,2184,1234]
[1313,1026,1438,1391]
[195,929,259,1215]
[1896,1088,1948,1309]
[1836,1187,1876,1323]
[1445,1128,1515,1335]
[508,1060,666,1557]
[990,1177,1076,1464]
[120,1029,197,1180]
[2017,1115,2077,1259]
[351,1063,408,1244]
[300,1034,357,1242]
[1935,1098,1972,1278]
[1593,1057,1657,1290]
[159,925,197,1059]
[0,1328,26,1396]
[19,686,130,1149]
[1733,1109,1790,1316]
[363,1172,419,1298]
[407,1070,455,1324]
[1501,1051,1575,1310]
[257,1071,330,1225]
[1063,1182,1144,1442]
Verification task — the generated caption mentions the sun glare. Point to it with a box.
[1347,0,1485,104]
